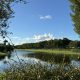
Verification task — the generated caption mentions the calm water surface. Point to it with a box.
[0,49,80,72]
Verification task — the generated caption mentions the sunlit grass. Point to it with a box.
[0,52,6,55]
[0,52,7,58]
[26,49,80,55]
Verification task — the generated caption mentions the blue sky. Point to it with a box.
[8,0,80,45]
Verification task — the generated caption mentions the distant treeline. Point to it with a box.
[15,38,80,49]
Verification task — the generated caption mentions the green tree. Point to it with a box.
[0,0,26,52]
[69,0,80,35]
[0,0,26,39]
[69,41,78,48]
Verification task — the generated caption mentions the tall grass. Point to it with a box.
[0,60,80,80]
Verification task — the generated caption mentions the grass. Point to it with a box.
[22,49,80,64]
[0,61,80,80]
[0,52,7,59]
[0,52,6,55]
[25,49,80,56]
[0,49,80,80]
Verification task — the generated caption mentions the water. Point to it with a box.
[0,49,80,72]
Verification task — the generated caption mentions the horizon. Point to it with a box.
[7,0,80,45]
[14,34,80,46]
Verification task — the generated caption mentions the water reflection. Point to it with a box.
[25,53,71,64]
[0,50,80,72]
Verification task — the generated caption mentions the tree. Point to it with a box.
[0,0,26,52]
[69,41,78,48]
[69,0,80,35]
[0,0,26,40]
[62,38,71,48]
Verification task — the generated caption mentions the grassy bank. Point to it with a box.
[26,49,80,56]
[0,52,7,59]
[23,49,80,63]
[0,61,80,80]
[0,52,6,55]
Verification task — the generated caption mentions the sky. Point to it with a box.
[7,0,80,45]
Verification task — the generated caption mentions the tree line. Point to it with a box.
[0,43,14,53]
[15,38,80,49]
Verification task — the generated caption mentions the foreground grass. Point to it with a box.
[0,61,80,80]
[0,49,79,80]
[26,49,80,56]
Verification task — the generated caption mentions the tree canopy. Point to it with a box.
[69,0,80,35]
[0,0,26,41]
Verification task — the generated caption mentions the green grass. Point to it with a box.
[25,49,80,56]
[0,49,80,80]
[0,52,7,57]
[0,61,80,80]
[0,52,7,61]
[24,49,80,63]
[0,52,6,55]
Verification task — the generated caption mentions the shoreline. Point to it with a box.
[16,49,80,56]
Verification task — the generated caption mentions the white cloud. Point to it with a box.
[33,33,54,42]
[11,36,36,45]
[11,37,31,45]
[10,33,54,45]
[40,15,52,20]
[11,36,20,39]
